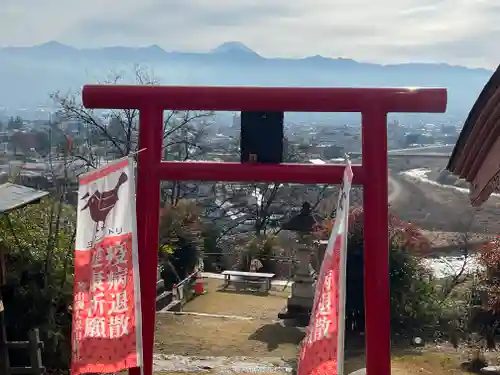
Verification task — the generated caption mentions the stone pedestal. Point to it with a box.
[278,243,315,326]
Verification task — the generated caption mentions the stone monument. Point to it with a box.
[278,202,322,326]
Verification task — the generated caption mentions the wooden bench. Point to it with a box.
[222,270,276,291]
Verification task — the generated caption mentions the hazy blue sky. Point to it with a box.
[2,0,499,68]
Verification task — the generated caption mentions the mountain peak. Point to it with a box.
[37,41,67,47]
[34,41,75,52]
[211,42,259,56]
[146,44,165,52]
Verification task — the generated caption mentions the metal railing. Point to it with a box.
[171,271,198,309]
[5,329,44,375]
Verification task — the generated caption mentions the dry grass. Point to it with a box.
[155,314,301,358]
[182,278,291,319]
[318,350,470,375]
[151,277,478,375]
[392,173,500,234]
[392,351,467,375]
[155,278,299,359]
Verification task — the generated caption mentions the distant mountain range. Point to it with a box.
[0,41,493,122]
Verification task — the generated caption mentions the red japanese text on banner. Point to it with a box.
[298,160,353,375]
[71,157,143,375]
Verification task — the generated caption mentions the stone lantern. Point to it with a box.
[278,202,322,326]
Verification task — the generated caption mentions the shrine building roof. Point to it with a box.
[447,64,500,205]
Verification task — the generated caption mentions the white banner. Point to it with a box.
[298,159,353,375]
[315,159,353,300]
[71,157,143,375]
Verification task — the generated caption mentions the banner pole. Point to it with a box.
[337,158,351,375]
[128,156,145,375]
[337,197,348,375]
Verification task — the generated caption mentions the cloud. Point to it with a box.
[0,0,498,68]
[80,0,297,39]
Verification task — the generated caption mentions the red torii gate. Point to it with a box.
[82,85,447,375]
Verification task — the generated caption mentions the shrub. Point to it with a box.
[158,200,203,287]
[477,239,500,312]
[470,239,500,349]
[316,206,439,335]
[0,198,75,371]
[234,234,280,273]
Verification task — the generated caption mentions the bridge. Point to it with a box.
[349,152,451,159]
[349,144,453,159]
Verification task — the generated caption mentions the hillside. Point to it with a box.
[0,41,493,121]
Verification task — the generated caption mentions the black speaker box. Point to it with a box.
[240,111,284,163]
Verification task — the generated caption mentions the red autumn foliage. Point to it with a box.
[315,206,431,254]
[477,238,500,312]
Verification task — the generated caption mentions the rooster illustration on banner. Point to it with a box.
[80,172,128,231]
